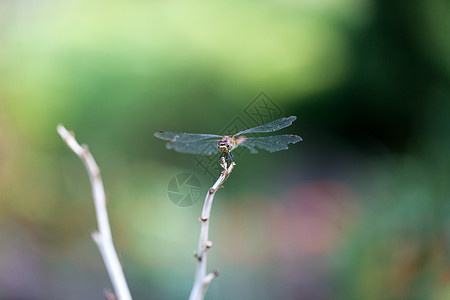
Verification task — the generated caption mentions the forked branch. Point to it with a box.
[189,157,236,300]
[57,125,132,300]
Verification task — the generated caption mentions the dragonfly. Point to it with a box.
[154,116,302,161]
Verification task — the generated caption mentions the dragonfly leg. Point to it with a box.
[219,152,234,164]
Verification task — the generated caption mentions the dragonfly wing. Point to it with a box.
[166,139,221,155]
[235,116,297,136]
[154,131,221,142]
[237,134,302,153]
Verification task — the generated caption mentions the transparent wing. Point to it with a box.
[165,139,221,155]
[154,131,221,142]
[235,116,297,136]
[237,134,302,153]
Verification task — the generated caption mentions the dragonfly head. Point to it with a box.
[218,136,236,153]
[218,140,231,153]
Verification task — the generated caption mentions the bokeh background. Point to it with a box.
[0,0,449,299]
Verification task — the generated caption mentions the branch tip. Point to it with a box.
[205,241,213,249]
[203,270,219,285]
[91,231,101,243]
[104,289,118,300]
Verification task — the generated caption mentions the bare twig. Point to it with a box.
[57,125,132,300]
[189,157,236,300]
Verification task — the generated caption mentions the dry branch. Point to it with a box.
[189,157,236,300]
[57,125,132,300]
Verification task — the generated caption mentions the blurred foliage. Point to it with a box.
[0,0,449,299]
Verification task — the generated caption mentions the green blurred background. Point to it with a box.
[0,0,449,299]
